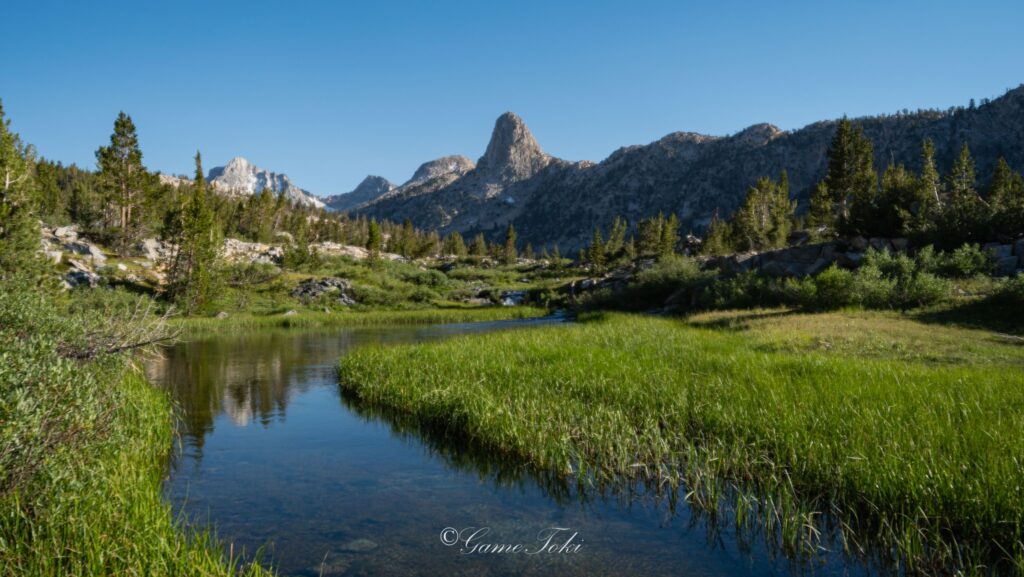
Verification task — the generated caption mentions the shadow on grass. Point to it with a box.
[681,308,799,331]
[913,299,1024,338]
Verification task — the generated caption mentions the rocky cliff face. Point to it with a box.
[324,175,396,212]
[358,86,1024,250]
[208,157,324,208]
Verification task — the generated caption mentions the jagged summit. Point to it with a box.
[208,156,323,208]
[475,112,551,182]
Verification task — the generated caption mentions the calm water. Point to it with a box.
[147,317,864,577]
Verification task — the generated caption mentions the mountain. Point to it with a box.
[324,176,396,212]
[357,86,1024,249]
[208,157,324,208]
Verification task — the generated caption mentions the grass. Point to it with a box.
[0,283,269,577]
[338,310,1024,574]
[172,305,550,334]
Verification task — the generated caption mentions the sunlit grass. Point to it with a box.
[172,305,549,335]
[338,311,1024,573]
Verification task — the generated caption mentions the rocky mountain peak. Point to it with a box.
[324,175,395,212]
[476,112,550,182]
[406,155,476,186]
[353,175,395,195]
[734,123,784,145]
[208,156,324,208]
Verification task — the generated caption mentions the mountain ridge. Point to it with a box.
[356,85,1024,249]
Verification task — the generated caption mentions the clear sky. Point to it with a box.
[4,0,1022,196]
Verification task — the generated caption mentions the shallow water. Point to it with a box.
[148,316,865,577]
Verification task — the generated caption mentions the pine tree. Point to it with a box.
[659,213,680,258]
[470,233,488,258]
[988,157,1024,237]
[366,219,382,264]
[587,228,606,272]
[96,112,149,255]
[908,139,942,237]
[443,231,467,257]
[814,117,876,234]
[502,223,517,265]
[702,209,734,255]
[523,242,534,260]
[637,214,663,256]
[808,181,835,232]
[167,152,221,314]
[551,244,562,270]
[605,216,627,259]
[730,173,794,251]
[0,100,46,283]
[940,143,986,244]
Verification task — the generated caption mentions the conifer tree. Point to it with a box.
[940,143,986,244]
[523,242,534,260]
[0,100,45,282]
[96,112,149,255]
[167,152,221,314]
[702,209,734,255]
[443,231,467,257]
[470,233,487,258]
[659,213,680,258]
[907,140,942,237]
[366,219,382,264]
[588,228,606,272]
[988,157,1024,237]
[502,223,517,265]
[730,173,794,250]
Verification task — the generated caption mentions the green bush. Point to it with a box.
[939,244,993,278]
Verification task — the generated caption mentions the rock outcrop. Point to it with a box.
[290,277,356,306]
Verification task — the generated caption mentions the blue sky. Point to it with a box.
[4,0,1022,196]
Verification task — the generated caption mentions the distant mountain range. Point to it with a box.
[207,157,324,208]
[345,85,1024,249]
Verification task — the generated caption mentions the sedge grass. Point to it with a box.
[338,311,1024,573]
[172,305,549,335]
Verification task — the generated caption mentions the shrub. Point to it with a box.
[938,244,993,278]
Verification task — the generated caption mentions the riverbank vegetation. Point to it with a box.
[0,281,269,577]
[338,310,1024,574]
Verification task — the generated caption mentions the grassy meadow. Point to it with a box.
[338,309,1024,574]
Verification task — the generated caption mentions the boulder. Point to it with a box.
[786,230,811,247]
[290,277,356,306]
[1014,238,1024,257]
[868,237,892,252]
[995,255,1019,277]
[849,236,869,251]
[985,243,1014,259]
[499,290,527,306]
[215,311,230,319]
[54,225,79,239]
[283,310,299,316]
[66,269,100,288]
[891,238,909,252]
[836,252,863,269]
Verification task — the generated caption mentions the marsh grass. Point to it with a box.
[172,306,549,335]
[0,283,270,577]
[338,311,1024,574]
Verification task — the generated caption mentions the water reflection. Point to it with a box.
[148,318,865,577]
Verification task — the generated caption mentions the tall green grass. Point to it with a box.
[172,306,549,335]
[0,283,269,577]
[338,312,1024,574]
